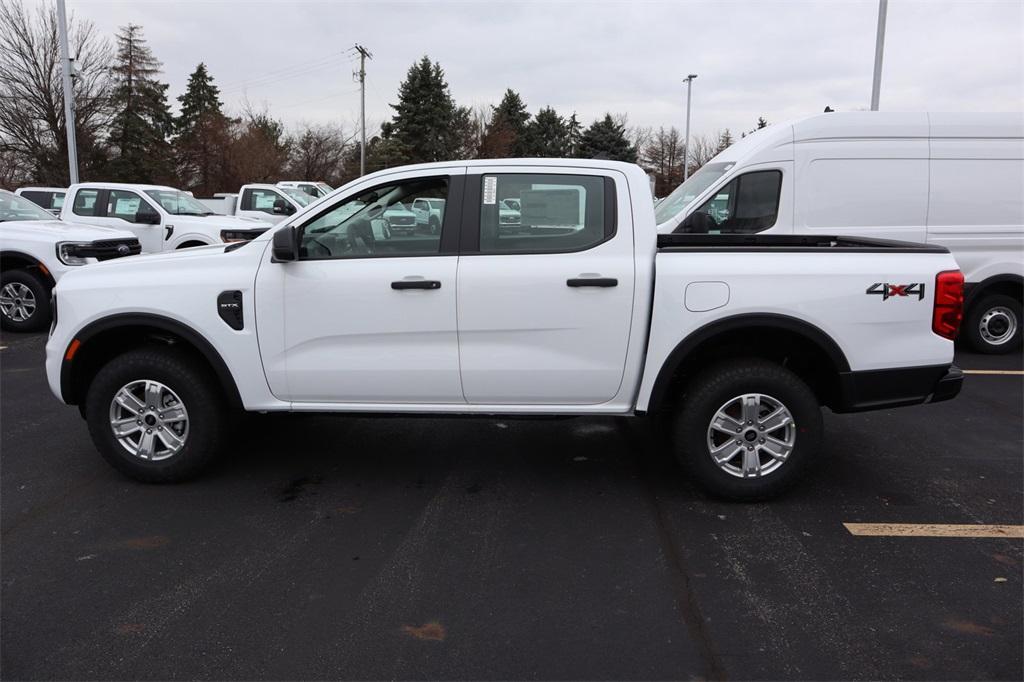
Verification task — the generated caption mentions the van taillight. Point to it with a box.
[933,270,964,340]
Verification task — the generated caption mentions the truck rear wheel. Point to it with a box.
[84,347,227,483]
[671,359,822,501]
[964,294,1021,354]
[0,269,51,332]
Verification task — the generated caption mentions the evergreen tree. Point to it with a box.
[717,128,734,152]
[756,116,769,129]
[524,106,569,157]
[566,113,583,157]
[479,89,531,157]
[106,24,173,183]
[576,114,637,162]
[175,62,233,194]
[387,56,463,164]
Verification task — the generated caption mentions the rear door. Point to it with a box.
[456,167,635,405]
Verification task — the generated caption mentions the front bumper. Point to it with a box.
[832,364,963,413]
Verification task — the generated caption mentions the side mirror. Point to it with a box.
[272,226,297,262]
[272,198,294,215]
[135,208,161,224]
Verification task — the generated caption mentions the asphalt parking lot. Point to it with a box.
[1,331,1021,681]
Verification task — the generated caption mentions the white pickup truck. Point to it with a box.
[0,190,139,331]
[196,184,316,225]
[45,160,964,500]
[61,183,273,252]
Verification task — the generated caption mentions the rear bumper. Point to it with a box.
[832,364,963,413]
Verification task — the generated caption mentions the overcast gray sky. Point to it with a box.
[56,0,1024,138]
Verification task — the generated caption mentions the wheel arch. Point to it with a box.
[965,274,1023,309]
[646,313,851,412]
[0,250,56,288]
[61,313,243,411]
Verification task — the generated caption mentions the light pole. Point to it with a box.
[870,0,888,111]
[56,0,79,184]
[682,74,697,181]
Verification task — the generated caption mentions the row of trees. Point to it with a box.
[0,0,767,198]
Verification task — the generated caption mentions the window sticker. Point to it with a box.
[483,176,497,205]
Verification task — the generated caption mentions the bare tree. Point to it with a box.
[286,122,354,185]
[642,126,682,196]
[0,0,113,186]
[686,133,720,176]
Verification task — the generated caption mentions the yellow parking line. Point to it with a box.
[962,369,1024,375]
[844,523,1024,538]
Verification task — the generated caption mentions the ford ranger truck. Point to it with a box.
[45,160,964,500]
[60,183,273,253]
[0,189,140,332]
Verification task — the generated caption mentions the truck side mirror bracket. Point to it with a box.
[271,226,298,262]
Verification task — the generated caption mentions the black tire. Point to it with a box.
[84,347,227,483]
[0,269,51,332]
[963,294,1022,354]
[429,217,440,235]
[671,358,823,501]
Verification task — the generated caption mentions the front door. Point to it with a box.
[255,169,467,404]
[456,169,636,405]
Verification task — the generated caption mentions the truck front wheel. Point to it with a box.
[671,359,822,501]
[84,347,227,482]
[0,269,51,332]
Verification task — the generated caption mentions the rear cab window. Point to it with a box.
[475,173,615,253]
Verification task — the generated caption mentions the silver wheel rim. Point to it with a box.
[706,393,796,479]
[0,282,36,322]
[979,306,1017,346]
[108,380,189,461]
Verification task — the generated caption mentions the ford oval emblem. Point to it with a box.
[117,244,130,256]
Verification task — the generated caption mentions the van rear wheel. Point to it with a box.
[964,294,1021,354]
[671,359,822,501]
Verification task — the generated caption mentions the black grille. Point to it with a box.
[75,239,142,261]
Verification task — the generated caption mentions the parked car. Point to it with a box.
[277,181,332,198]
[197,184,315,225]
[60,183,272,253]
[0,189,139,331]
[656,111,1023,354]
[498,198,521,232]
[15,186,66,215]
[46,159,963,500]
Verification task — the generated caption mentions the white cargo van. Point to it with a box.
[656,112,1024,353]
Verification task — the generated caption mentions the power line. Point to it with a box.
[218,52,352,95]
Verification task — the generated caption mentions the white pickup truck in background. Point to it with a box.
[15,186,67,215]
[46,159,964,500]
[60,183,273,253]
[277,180,332,198]
[197,183,316,224]
[0,189,139,331]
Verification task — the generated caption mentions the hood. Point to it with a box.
[0,219,136,243]
[84,242,230,269]
[170,214,273,229]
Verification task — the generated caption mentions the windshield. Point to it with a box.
[653,162,735,226]
[0,191,57,222]
[144,189,213,216]
[316,182,332,195]
[280,187,314,206]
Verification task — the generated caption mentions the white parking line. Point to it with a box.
[962,369,1024,375]
[844,523,1024,538]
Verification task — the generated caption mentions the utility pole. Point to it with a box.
[682,74,697,181]
[870,0,888,111]
[354,44,372,176]
[56,0,79,184]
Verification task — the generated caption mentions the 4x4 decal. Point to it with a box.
[866,282,925,300]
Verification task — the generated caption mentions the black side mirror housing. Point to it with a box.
[135,209,161,225]
[272,199,295,215]
[272,226,297,262]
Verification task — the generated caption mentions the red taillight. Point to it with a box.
[933,270,964,340]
